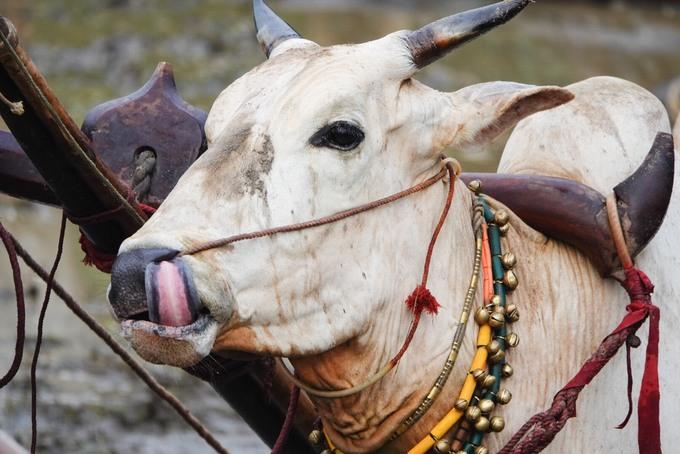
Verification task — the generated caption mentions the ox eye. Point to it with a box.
[310,121,365,152]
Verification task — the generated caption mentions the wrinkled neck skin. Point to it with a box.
[286,179,478,453]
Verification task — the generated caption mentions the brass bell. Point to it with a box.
[468,179,483,194]
[503,270,519,290]
[489,312,505,329]
[454,398,469,411]
[465,405,482,422]
[506,304,520,323]
[501,252,517,269]
[472,368,488,383]
[493,210,510,226]
[497,388,512,405]
[507,332,520,348]
[489,350,506,364]
[493,305,506,316]
[486,340,501,355]
[474,446,489,454]
[490,416,506,432]
[478,398,495,414]
[308,430,323,446]
[502,363,514,378]
[474,416,491,432]
[474,307,490,325]
[499,223,510,236]
[490,295,502,307]
[482,375,497,389]
[434,439,451,454]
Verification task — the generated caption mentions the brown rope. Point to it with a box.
[30,212,66,453]
[0,222,25,388]
[2,228,229,454]
[181,167,448,257]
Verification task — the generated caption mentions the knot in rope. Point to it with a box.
[405,285,441,316]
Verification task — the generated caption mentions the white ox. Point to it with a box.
[108,1,679,452]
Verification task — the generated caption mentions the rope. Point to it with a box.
[271,385,300,454]
[0,90,24,115]
[0,222,25,388]
[0,222,229,454]
[132,148,156,202]
[30,212,66,453]
[181,166,449,257]
[500,195,661,454]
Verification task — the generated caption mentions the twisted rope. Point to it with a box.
[0,220,229,453]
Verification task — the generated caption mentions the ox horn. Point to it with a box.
[253,0,301,57]
[405,0,531,68]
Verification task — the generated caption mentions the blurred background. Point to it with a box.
[0,0,678,452]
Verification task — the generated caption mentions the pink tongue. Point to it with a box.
[155,261,193,327]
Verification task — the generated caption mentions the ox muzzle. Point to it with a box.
[108,247,203,327]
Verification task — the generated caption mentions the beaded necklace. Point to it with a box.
[309,180,521,454]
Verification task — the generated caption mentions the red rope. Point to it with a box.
[271,385,300,454]
[0,222,25,388]
[499,266,660,454]
[30,212,67,453]
[77,203,157,273]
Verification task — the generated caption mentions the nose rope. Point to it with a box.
[180,158,459,257]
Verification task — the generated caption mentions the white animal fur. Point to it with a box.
[116,32,679,453]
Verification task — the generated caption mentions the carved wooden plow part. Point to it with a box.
[0,11,674,454]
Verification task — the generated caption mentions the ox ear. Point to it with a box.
[445,82,574,150]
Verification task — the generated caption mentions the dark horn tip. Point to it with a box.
[407,0,533,69]
[253,0,301,58]
[613,132,675,258]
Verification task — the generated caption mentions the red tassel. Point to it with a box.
[405,285,440,315]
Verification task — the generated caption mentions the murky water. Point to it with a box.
[1,1,679,452]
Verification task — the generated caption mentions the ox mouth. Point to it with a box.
[118,258,218,367]
[145,258,203,327]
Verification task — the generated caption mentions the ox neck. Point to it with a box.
[290,178,479,453]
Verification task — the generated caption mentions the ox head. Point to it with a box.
[108,0,573,367]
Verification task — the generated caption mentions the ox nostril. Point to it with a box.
[109,247,179,320]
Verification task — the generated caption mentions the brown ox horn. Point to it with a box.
[405,0,531,68]
[462,132,675,278]
[253,0,301,58]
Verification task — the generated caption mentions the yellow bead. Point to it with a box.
[465,405,482,422]
[454,398,469,411]
[489,312,505,329]
[478,398,495,414]
[507,332,520,348]
[490,416,506,432]
[308,430,323,446]
[489,350,506,364]
[486,340,501,355]
[468,179,483,194]
[434,439,451,454]
[502,363,514,378]
[501,252,517,269]
[497,388,512,405]
[474,307,490,325]
[503,270,519,290]
[475,416,491,432]
[482,375,497,389]
[474,446,489,454]
[494,210,510,226]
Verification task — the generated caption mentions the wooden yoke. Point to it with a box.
[0,17,146,253]
[462,132,675,278]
